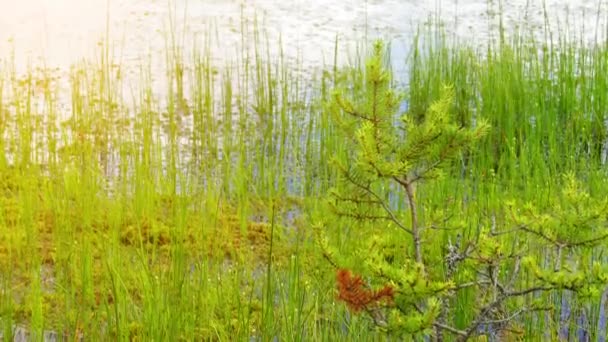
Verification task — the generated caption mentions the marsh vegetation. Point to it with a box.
[2,2,608,341]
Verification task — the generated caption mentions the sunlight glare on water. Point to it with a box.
[0,0,606,76]
[0,0,111,67]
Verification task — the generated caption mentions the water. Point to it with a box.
[1,0,607,77]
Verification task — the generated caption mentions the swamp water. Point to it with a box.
[1,0,606,76]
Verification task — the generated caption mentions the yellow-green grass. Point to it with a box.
[1,7,608,341]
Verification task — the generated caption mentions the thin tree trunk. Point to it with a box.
[405,181,422,264]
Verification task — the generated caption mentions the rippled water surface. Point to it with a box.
[1,0,606,75]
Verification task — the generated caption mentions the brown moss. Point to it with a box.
[196,206,294,265]
[2,196,21,227]
[119,218,172,248]
[128,321,144,341]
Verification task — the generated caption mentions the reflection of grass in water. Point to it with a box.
[2,9,608,341]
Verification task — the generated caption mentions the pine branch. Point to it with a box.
[331,210,394,222]
[408,130,464,184]
[341,168,412,234]
[331,192,382,205]
[341,105,376,123]
[568,231,608,247]
[433,322,467,336]
[457,285,558,342]
[477,308,526,326]
[518,224,560,247]
[452,280,492,291]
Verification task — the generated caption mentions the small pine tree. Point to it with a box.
[319,41,608,340]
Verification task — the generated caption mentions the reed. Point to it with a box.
[1,2,608,341]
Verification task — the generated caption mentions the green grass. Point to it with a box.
[406,15,608,340]
[0,14,368,341]
[1,5,608,341]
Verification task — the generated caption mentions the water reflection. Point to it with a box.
[1,0,606,76]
